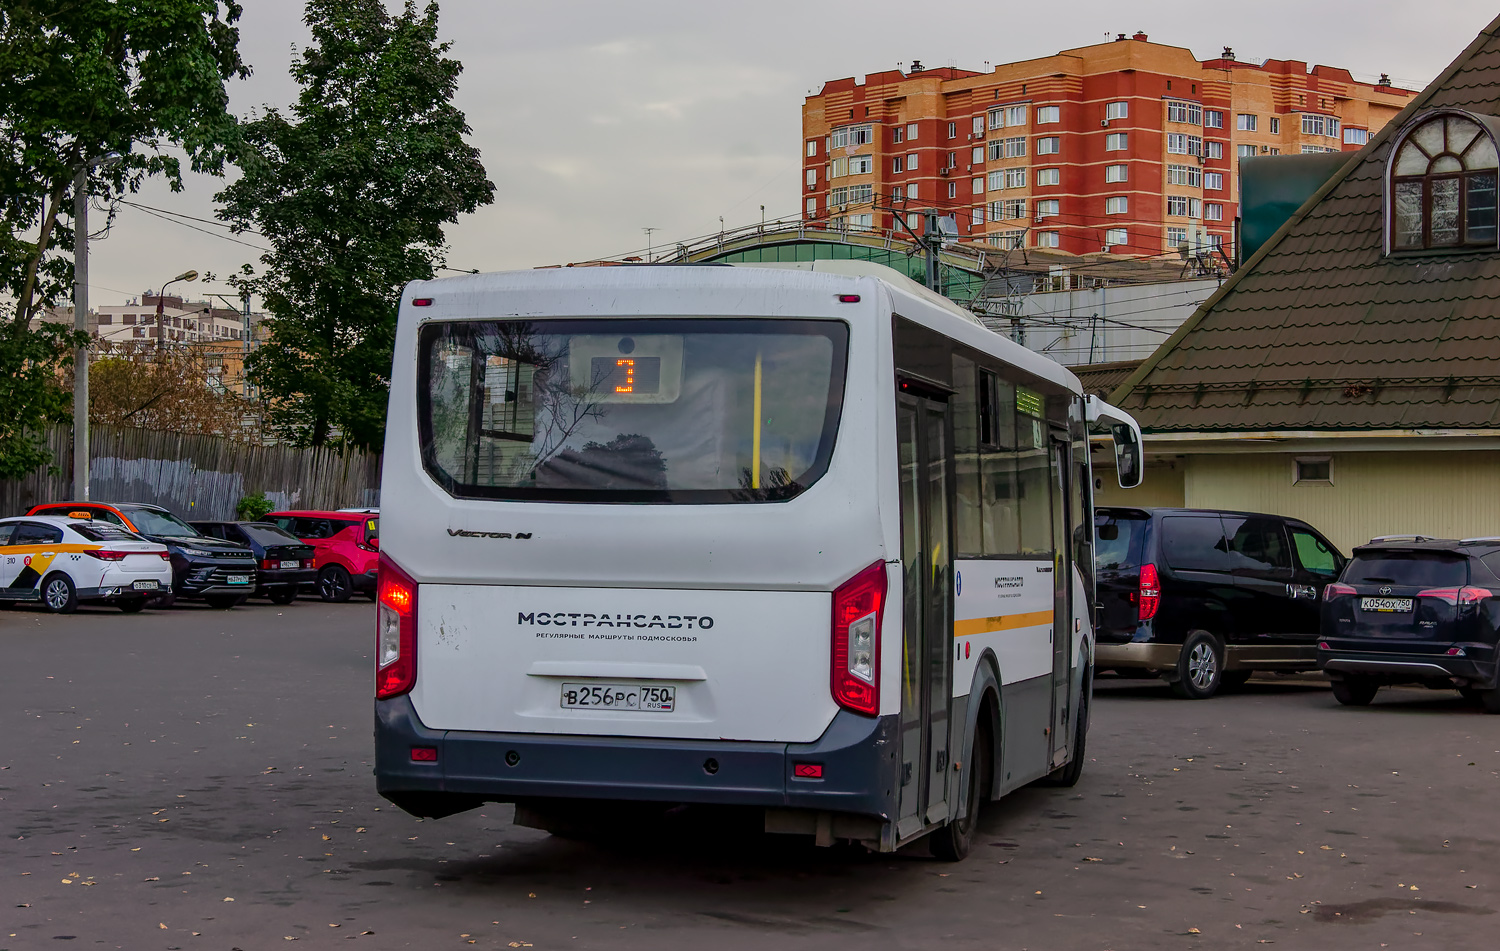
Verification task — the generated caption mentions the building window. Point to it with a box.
[850,154,872,174]
[948,121,957,139]
[991,198,1026,220]
[1237,113,1258,131]
[850,213,873,231]
[907,182,918,200]
[892,156,904,174]
[1301,114,1340,137]
[1002,136,1025,158]
[807,140,818,157]
[972,116,985,135]
[1167,133,1201,155]
[907,152,918,170]
[806,197,817,217]
[988,108,1004,130]
[907,122,918,140]
[1390,112,1500,250]
[1208,233,1224,249]
[831,124,873,148]
[1035,136,1059,155]
[831,157,847,177]
[892,185,904,201]
[1105,228,1128,247]
[1105,196,1129,214]
[1167,101,1202,125]
[1204,171,1224,190]
[1237,144,1258,158]
[1167,164,1202,187]
[987,170,1004,191]
[1036,105,1060,124]
[892,126,904,144]
[906,212,920,230]
[1166,226,1188,248]
[1035,231,1060,248]
[1036,167,1060,186]
[972,206,985,226]
[990,104,1026,129]
[1270,116,1281,134]
[972,176,985,195]
[1345,128,1369,145]
[1105,132,1128,151]
[1105,101,1128,120]
[978,144,991,163]
[1104,163,1128,183]
[806,168,817,188]
[1301,145,1338,154]
[1167,195,1190,216]
[947,181,957,199]
[1293,457,1332,484]
[1206,202,1224,221]
[1035,199,1060,218]
[1004,167,1026,188]
[1205,141,1224,160]
[993,230,1025,249]
[1205,110,1224,129]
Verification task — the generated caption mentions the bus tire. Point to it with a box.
[1170,631,1224,699]
[930,718,991,862]
[1042,665,1091,787]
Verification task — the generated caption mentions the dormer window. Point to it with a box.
[1389,111,1499,251]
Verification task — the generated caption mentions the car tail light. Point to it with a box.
[375,553,418,700]
[260,559,276,570]
[82,549,128,561]
[1323,582,1357,600]
[1137,564,1161,621]
[1417,586,1493,606]
[831,561,886,716]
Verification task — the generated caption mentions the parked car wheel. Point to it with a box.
[319,565,353,603]
[1171,631,1224,699]
[1331,676,1379,706]
[268,588,297,605]
[41,573,78,614]
[117,597,148,614]
[1476,685,1500,715]
[205,594,246,610]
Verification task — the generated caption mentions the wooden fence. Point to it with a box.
[0,424,382,520]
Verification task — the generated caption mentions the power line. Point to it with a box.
[119,202,271,252]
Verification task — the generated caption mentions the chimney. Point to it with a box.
[909,59,924,73]
[1132,31,1148,41]
[1222,47,1235,61]
[1379,73,1392,87]
[1116,33,1126,41]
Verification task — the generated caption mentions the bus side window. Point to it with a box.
[978,369,1021,556]
[952,355,983,557]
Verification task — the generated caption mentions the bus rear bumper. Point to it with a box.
[374,695,899,822]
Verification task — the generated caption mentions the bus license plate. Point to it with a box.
[1361,596,1412,613]
[132,580,159,591]
[227,575,252,585]
[560,683,675,712]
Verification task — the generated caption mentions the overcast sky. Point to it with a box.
[84,0,1497,306]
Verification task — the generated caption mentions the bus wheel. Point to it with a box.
[931,719,991,862]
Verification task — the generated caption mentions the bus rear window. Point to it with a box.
[417,318,849,502]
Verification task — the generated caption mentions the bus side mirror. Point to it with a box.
[1111,423,1142,489]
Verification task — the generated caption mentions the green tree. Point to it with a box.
[0,1,247,476]
[218,0,493,452]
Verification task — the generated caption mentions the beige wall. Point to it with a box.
[1095,457,1186,509]
[1182,450,1500,555]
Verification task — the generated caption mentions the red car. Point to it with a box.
[263,510,379,602]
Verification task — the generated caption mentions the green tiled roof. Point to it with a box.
[1112,15,1500,433]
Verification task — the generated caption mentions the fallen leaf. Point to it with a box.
[223,897,235,902]
[1084,857,1102,862]
[356,828,366,833]
[144,877,159,882]
[1188,927,1201,934]
[1320,846,1333,851]
[322,835,332,841]
[159,923,168,930]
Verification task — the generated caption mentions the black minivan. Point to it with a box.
[1095,507,1346,698]
[1318,536,1500,711]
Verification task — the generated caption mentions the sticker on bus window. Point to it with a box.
[567,335,683,404]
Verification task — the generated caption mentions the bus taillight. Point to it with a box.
[376,553,418,700]
[1138,563,1161,621]
[832,561,887,716]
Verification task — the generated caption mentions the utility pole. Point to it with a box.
[71,166,89,500]
[643,227,657,262]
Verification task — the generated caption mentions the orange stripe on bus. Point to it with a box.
[953,610,1053,638]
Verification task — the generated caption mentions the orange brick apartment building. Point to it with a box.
[802,33,1415,258]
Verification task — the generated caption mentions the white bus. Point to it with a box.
[374,261,1142,859]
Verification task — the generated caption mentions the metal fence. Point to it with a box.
[0,425,382,520]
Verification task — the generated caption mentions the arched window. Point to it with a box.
[1390,112,1499,250]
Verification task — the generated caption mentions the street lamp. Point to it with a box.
[153,270,198,351]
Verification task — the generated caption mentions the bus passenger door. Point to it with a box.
[896,394,953,835]
[1048,432,1074,768]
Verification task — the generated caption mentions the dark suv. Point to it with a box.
[1094,507,1346,698]
[1318,536,1500,711]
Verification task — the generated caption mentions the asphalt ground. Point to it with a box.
[3,598,1499,950]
